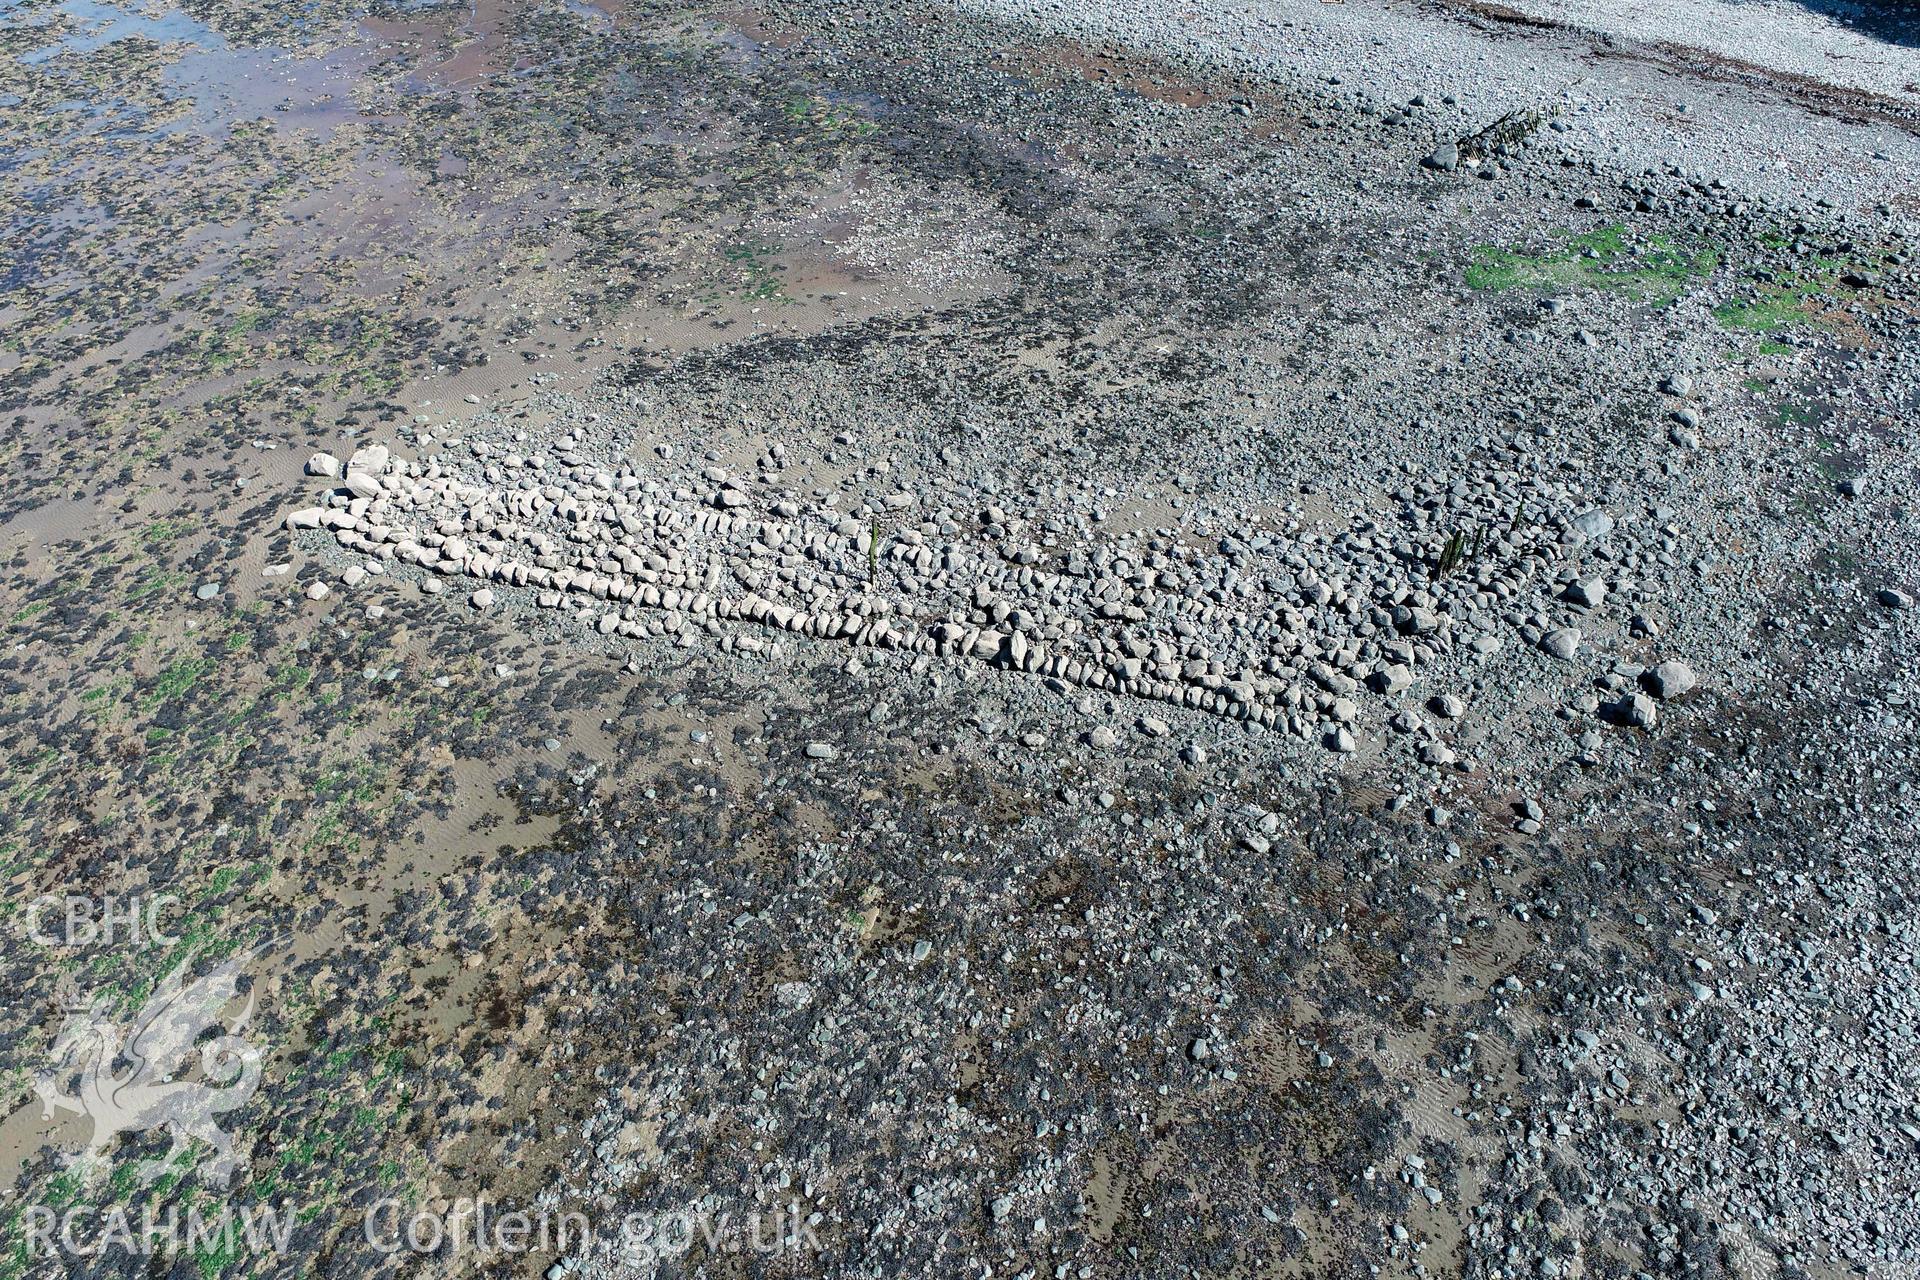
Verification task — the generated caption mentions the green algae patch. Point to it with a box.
[1713,263,1841,334]
[783,92,879,139]
[1465,224,1716,303]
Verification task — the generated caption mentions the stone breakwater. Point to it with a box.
[288,432,1663,753]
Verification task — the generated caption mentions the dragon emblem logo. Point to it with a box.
[35,949,266,1187]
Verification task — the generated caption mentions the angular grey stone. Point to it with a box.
[1645,659,1696,698]
[1540,627,1581,659]
[1007,630,1028,668]
[1564,577,1606,608]
[1393,606,1439,635]
[1617,691,1657,728]
[347,444,390,475]
[1570,510,1614,540]
[1370,663,1413,695]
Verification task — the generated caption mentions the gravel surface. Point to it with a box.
[952,0,1920,214]
[1487,0,1920,98]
